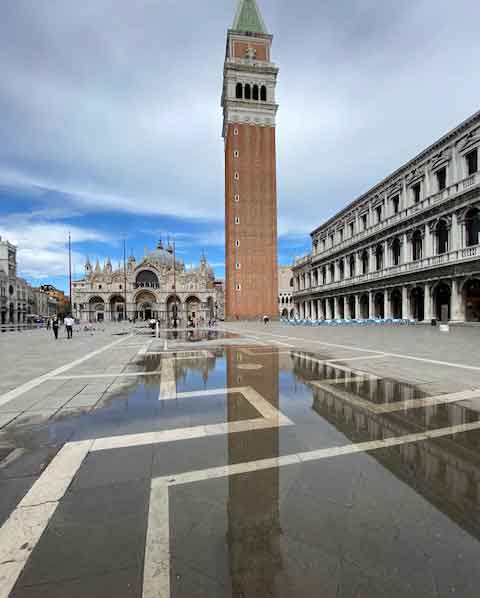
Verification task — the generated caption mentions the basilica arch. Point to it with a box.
[109,294,126,322]
[134,290,157,321]
[88,296,105,322]
[166,294,182,327]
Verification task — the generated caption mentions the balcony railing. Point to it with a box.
[294,172,480,268]
[294,243,480,295]
[135,282,160,289]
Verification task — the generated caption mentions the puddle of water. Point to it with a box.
[4,345,480,596]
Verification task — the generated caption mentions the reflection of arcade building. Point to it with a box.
[72,240,224,325]
[291,354,480,531]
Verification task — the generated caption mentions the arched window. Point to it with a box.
[244,84,251,100]
[235,83,243,99]
[361,250,369,275]
[321,267,327,285]
[329,263,335,282]
[339,259,345,280]
[412,230,423,261]
[465,208,480,247]
[349,255,355,278]
[391,238,401,266]
[375,244,384,271]
[261,85,267,101]
[436,219,449,255]
[252,85,259,100]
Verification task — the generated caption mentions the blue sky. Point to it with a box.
[1,0,480,292]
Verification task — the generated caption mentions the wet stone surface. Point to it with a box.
[1,336,480,597]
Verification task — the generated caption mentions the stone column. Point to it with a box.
[383,240,389,269]
[451,212,462,250]
[402,286,410,319]
[424,226,432,258]
[424,282,433,322]
[384,291,391,319]
[317,298,323,320]
[354,295,360,319]
[451,278,464,322]
[368,247,375,273]
[402,233,410,263]
[344,296,350,320]
[333,297,339,319]
[325,299,332,320]
[368,291,374,319]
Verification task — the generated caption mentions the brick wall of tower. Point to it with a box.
[225,123,278,320]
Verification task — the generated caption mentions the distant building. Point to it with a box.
[39,285,69,317]
[33,288,58,319]
[72,240,224,325]
[0,236,38,325]
[278,266,294,318]
[293,111,480,323]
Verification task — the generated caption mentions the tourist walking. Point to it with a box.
[64,314,75,339]
[52,317,59,340]
[263,315,270,325]
[46,318,51,330]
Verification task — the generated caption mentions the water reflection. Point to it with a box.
[226,348,282,595]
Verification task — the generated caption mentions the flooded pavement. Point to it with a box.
[1,337,480,597]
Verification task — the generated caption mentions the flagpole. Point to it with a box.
[68,232,72,315]
[123,239,128,322]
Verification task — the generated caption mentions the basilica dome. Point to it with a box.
[144,242,184,268]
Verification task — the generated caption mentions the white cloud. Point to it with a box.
[0,213,112,279]
[0,0,480,239]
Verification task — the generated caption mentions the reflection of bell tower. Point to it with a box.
[226,346,282,594]
[222,0,279,320]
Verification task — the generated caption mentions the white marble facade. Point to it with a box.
[292,111,480,323]
[72,241,224,325]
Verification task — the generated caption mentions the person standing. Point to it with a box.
[46,318,51,330]
[52,317,59,340]
[64,314,75,339]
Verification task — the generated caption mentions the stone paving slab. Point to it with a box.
[2,326,480,596]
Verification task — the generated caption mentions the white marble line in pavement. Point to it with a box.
[91,417,292,452]
[159,358,176,399]
[0,440,92,598]
[311,381,480,414]
[53,372,162,380]
[235,328,480,372]
[0,334,132,409]
[327,354,387,364]
[143,480,170,598]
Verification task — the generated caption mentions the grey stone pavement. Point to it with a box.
[1,323,480,597]
[221,321,480,392]
[0,322,133,396]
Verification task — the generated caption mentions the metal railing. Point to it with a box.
[294,242,480,296]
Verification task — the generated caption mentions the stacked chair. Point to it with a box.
[282,317,416,327]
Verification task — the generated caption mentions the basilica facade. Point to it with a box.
[72,241,223,325]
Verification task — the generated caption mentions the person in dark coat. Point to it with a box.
[52,317,59,340]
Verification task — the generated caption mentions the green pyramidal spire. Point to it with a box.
[232,0,268,34]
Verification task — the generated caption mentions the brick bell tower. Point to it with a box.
[222,0,279,320]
